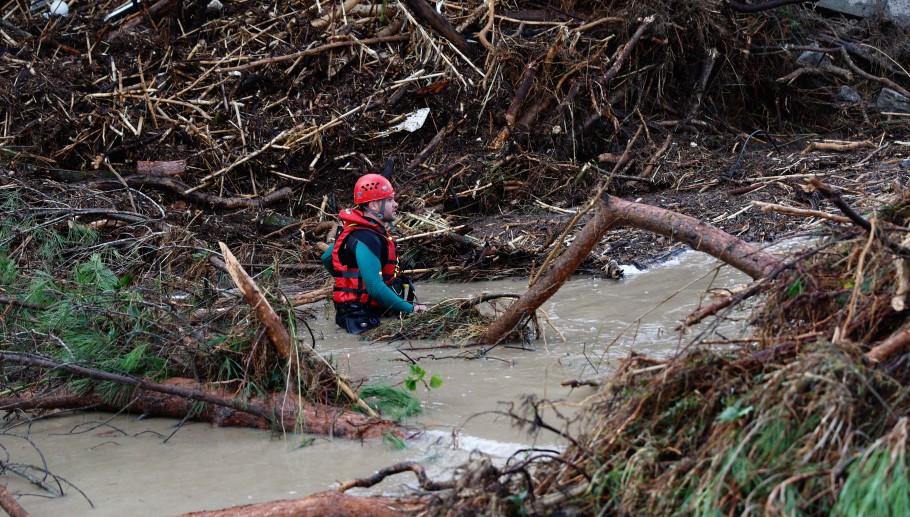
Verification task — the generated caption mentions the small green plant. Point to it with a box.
[404,363,443,392]
[507,489,530,516]
[0,251,19,286]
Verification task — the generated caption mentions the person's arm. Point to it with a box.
[320,243,336,275]
[354,242,414,313]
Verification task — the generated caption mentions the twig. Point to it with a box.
[405,122,451,172]
[217,34,411,73]
[477,0,495,51]
[0,296,45,310]
[752,201,850,223]
[726,0,816,12]
[0,459,62,497]
[802,140,875,153]
[83,176,294,209]
[337,461,454,492]
[867,326,910,363]
[837,46,910,99]
[396,224,467,243]
[809,177,871,232]
[599,15,654,86]
[491,59,539,149]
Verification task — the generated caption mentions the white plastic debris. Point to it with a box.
[206,0,223,13]
[372,108,431,139]
[48,0,68,15]
[390,108,430,133]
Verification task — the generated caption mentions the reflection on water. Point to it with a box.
[3,250,750,516]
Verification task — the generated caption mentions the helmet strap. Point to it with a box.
[379,198,396,230]
[362,203,388,229]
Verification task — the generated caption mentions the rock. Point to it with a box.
[797,47,831,69]
[837,85,862,104]
[876,88,910,114]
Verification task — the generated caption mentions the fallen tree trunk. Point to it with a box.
[0,373,395,439]
[479,193,783,344]
[180,490,415,517]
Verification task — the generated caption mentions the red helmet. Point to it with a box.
[353,174,395,204]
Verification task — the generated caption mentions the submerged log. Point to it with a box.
[479,193,783,344]
[0,377,396,439]
[181,490,414,517]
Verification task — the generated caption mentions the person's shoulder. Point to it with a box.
[348,228,384,253]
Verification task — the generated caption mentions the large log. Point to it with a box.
[0,377,396,439]
[478,193,783,344]
[180,490,414,517]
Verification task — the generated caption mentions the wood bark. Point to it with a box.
[866,327,910,363]
[179,491,414,517]
[0,377,396,439]
[491,60,539,149]
[401,0,472,57]
[84,176,293,209]
[0,483,30,517]
[219,242,292,359]
[289,286,333,306]
[136,160,186,177]
[478,194,783,344]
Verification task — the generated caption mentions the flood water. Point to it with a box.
[3,250,752,516]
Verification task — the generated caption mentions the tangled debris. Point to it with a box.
[1,0,910,513]
[413,187,910,515]
[364,292,527,344]
[0,0,908,279]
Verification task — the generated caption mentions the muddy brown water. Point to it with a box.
[3,250,753,516]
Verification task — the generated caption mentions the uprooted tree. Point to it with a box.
[478,191,785,344]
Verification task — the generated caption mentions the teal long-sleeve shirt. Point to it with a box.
[322,242,414,314]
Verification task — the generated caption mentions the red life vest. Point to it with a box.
[331,208,399,307]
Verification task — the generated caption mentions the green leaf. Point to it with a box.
[404,379,417,391]
[429,374,443,389]
[716,402,752,423]
[117,274,133,288]
[785,276,804,299]
[409,364,425,378]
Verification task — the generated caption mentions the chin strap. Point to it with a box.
[362,204,389,229]
[363,199,394,229]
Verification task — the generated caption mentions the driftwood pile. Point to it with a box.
[1,0,907,224]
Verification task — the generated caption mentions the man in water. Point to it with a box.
[321,173,427,334]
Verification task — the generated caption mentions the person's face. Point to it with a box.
[370,195,398,222]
